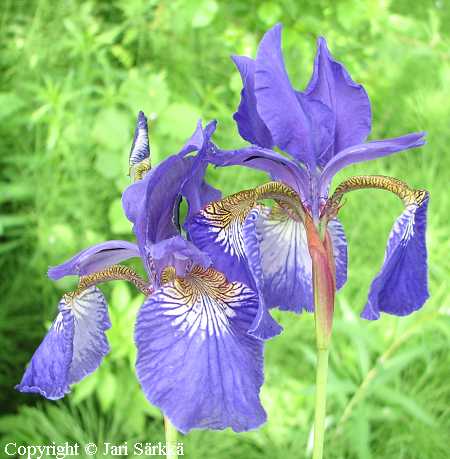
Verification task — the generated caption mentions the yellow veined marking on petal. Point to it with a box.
[199,189,257,259]
[202,189,257,229]
[253,181,305,221]
[160,266,177,285]
[270,201,302,222]
[204,181,304,228]
[67,264,152,299]
[164,265,245,336]
[253,181,301,203]
[201,180,304,238]
[62,286,105,320]
[197,182,305,262]
[325,175,428,218]
[130,158,151,182]
[410,189,428,206]
[177,266,232,303]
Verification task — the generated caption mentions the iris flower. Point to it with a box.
[187,24,429,342]
[17,112,267,433]
[16,24,430,459]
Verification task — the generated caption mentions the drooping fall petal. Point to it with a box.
[361,195,429,320]
[245,206,314,313]
[135,266,266,433]
[242,208,284,340]
[16,287,111,399]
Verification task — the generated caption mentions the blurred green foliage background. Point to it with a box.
[0,0,449,458]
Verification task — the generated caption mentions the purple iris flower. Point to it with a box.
[17,113,266,433]
[188,24,429,339]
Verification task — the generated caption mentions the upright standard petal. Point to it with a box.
[16,287,111,399]
[133,155,192,247]
[305,37,371,164]
[48,241,140,280]
[177,119,210,157]
[319,132,426,196]
[122,170,152,224]
[127,156,190,250]
[123,119,216,230]
[181,160,222,221]
[232,55,273,148]
[125,121,220,250]
[254,24,318,166]
[135,266,266,433]
[297,92,334,169]
[361,194,429,320]
[129,111,150,168]
[186,190,256,285]
[180,121,222,220]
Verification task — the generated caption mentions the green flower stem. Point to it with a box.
[305,215,335,459]
[313,348,330,459]
[164,416,178,459]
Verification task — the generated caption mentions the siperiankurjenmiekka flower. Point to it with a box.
[16,112,267,433]
[187,24,429,341]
